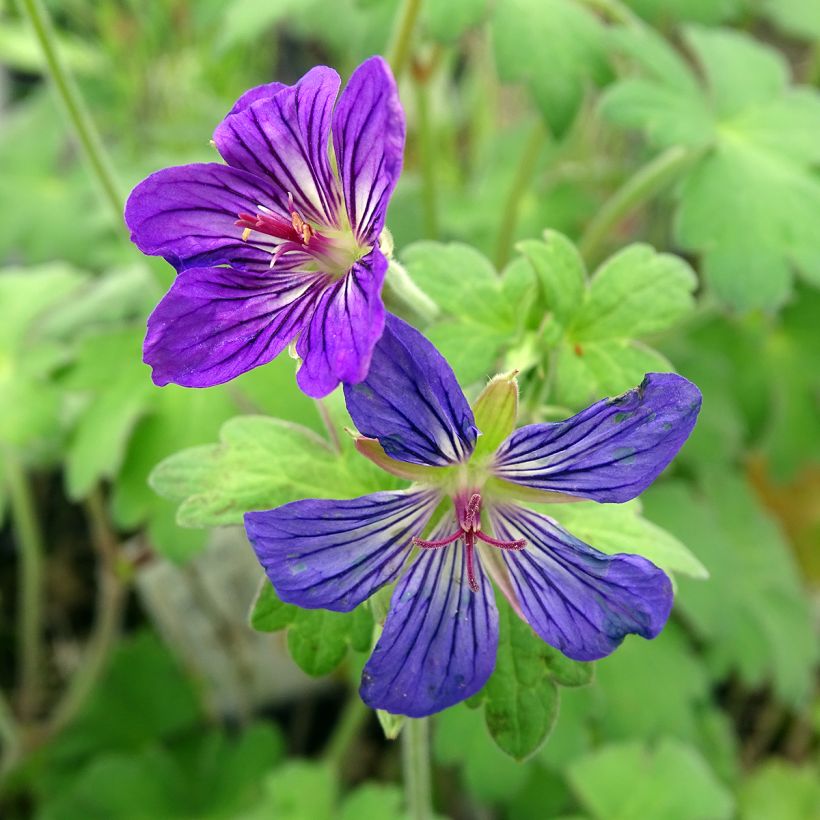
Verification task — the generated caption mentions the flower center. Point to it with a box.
[236,196,367,278]
[412,492,526,592]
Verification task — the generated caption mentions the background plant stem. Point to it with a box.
[387,0,423,78]
[323,696,370,775]
[414,72,439,241]
[49,488,128,736]
[494,120,548,269]
[402,717,433,820]
[4,456,45,721]
[16,0,123,224]
[578,145,696,266]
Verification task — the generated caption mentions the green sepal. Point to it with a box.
[471,372,520,461]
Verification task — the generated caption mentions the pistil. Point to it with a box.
[412,493,526,592]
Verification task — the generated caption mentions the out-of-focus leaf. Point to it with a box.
[0,20,102,75]
[738,761,820,820]
[643,477,818,705]
[763,0,820,38]
[62,327,153,499]
[603,25,820,310]
[423,0,488,42]
[491,0,610,136]
[545,499,708,580]
[625,0,742,25]
[112,386,238,562]
[241,761,336,820]
[567,738,734,820]
[0,264,87,454]
[434,703,531,802]
[339,784,407,820]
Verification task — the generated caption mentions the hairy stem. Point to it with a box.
[4,456,45,721]
[402,717,433,820]
[494,121,548,270]
[49,488,128,735]
[578,145,696,266]
[16,0,123,222]
[384,260,440,324]
[387,0,423,78]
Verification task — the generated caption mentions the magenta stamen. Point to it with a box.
[474,531,527,551]
[412,530,461,549]
[412,492,527,594]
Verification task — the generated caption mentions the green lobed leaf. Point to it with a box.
[480,601,560,760]
[570,244,697,342]
[603,24,820,310]
[642,477,818,705]
[422,0,488,42]
[544,499,708,580]
[517,230,586,329]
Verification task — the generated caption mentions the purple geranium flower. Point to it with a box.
[125,57,405,397]
[244,316,702,717]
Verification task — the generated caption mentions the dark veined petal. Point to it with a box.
[226,81,288,116]
[295,247,387,398]
[331,56,405,243]
[124,163,279,272]
[214,66,342,227]
[144,265,323,387]
[490,504,673,661]
[244,490,441,612]
[344,314,478,467]
[492,373,702,503]
[360,525,498,717]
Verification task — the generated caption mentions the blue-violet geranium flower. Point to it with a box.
[244,316,702,716]
[125,57,405,397]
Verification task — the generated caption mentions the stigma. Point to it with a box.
[412,493,526,592]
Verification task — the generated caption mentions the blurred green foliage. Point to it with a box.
[1,0,819,818]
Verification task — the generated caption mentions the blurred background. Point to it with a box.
[0,0,818,817]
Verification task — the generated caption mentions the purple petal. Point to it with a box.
[360,529,498,717]
[332,56,405,243]
[144,265,322,387]
[213,66,342,227]
[244,490,440,612]
[125,163,279,272]
[227,82,288,116]
[295,247,387,398]
[344,314,478,467]
[493,373,702,503]
[490,504,673,661]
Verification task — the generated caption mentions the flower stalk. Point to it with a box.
[16,0,123,224]
[494,120,549,269]
[4,455,45,721]
[578,145,697,266]
[387,0,423,78]
[402,717,433,820]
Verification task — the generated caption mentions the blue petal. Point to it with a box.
[490,503,673,661]
[226,81,288,116]
[493,373,701,502]
[244,490,439,612]
[360,529,498,717]
[344,314,478,467]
